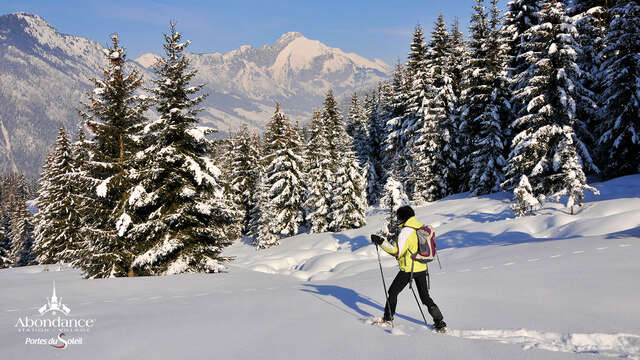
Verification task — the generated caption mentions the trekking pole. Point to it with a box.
[375,244,393,327]
[409,257,429,327]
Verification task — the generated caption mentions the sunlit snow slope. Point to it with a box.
[0,175,638,360]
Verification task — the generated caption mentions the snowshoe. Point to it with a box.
[434,321,447,333]
[369,317,393,327]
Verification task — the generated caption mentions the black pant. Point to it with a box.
[383,270,444,323]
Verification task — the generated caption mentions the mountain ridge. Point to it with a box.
[0,12,390,177]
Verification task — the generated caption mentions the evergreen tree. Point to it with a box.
[447,18,468,192]
[569,0,611,152]
[413,14,456,202]
[463,0,511,195]
[459,0,490,190]
[329,149,367,231]
[251,174,279,249]
[0,221,8,267]
[125,23,238,275]
[459,0,509,194]
[9,198,33,266]
[255,104,306,248]
[511,175,540,216]
[348,92,378,205]
[504,0,542,95]
[504,1,597,209]
[347,93,370,165]
[381,63,410,182]
[448,18,468,103]
[304,110,333,233]
[77,34,148,278]
[378,175,410,240]
[323,89,347,173]
[404,25,431,197]
[320,90,368,231]
[346,92,366,139]
[597,0,640,177]
[364,90,384,204]
[245,132,264,239]
[504,0,542,151]
[551,127,599,213]
[69,127,96,265]
[33,128,84,264]
[230,125,261,235]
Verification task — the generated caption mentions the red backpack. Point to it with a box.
[411,225,437,264]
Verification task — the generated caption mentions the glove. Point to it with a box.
[371,234,384,246]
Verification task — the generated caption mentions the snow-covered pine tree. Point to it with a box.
[76,33,148,278]
[347,92,378,205]
[504,0,542,153]
[329,149,367,231]
[124,23,238,275]
[0,179,10,268]
[250,173,279,249]
[413,14,456,202]
[348,93,370,165]
[230,124,261,235]
[504,0,541,98]
[68,127,96,264]
[597,0,640,178]
[208,133,243,239]
[551,127,600,213]
[447,18,468,193]
[459,0,490,191]
[364,90,384,204]
[0,220,8,268]
[255,104,306,248]
[320,90,368,231]
[448,18,468,104]
[323,89,347,172]
[504,0,597,210]
[31,151,53,264]
[378,175,410,241]
[32,128,84,265]
[464,0,511,195]
[304,110,333,233]
[511,175,540,216]
[9,198,34,266]
[380,63,410,184]
[346,92,366,139]
[404,25,431,198]
[459,0,509,195]
[568,0,610,153]
[246,132,264,239]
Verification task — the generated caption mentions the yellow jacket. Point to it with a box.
[380,216,427,273]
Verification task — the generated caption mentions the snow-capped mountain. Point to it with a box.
[140,31,389,131]
[0,13,390,178]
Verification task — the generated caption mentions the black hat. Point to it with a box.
[397,205,415,223]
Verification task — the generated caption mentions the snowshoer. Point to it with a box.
[371,205,446,331]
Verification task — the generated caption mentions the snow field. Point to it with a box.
[0,175,638,359]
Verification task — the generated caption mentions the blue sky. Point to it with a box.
[1,0,508,65]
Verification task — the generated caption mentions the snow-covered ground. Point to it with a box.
[1,175,639,359]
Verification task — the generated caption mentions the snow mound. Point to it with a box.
[226,175,640,281]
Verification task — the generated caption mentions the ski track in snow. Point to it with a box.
[441,243,632,275]
[447,329,640,359]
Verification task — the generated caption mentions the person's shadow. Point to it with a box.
[301,284,425,326]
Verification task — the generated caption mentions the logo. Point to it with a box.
[15,281,95,349]
[51,332,68,349]
[38,281,71,316]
